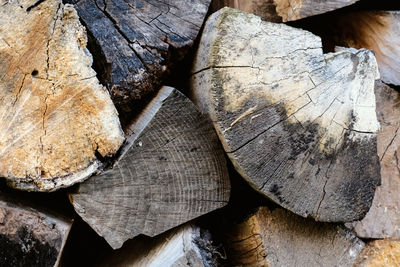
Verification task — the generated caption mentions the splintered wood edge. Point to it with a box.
[7,160,101,192]
[121,86,175,158]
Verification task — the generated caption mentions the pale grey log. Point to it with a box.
[348,81,400,238]
[70,86,230,249]
[222,206,364,267]
[99,224,219,267]
[191,8,381,222]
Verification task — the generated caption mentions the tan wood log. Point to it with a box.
[99,224,221,266]
[65,0,212,116]
[0,0,124,191]
[191,7,381,222]
[328,11,400,86]
[70,86,230,249]
[222,206,364,266]
[0,193,72,267]
[211,0,360,22]
[354,240,400,267]
[348,81,400,238]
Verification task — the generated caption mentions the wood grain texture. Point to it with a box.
[70,86,230,249]
[348,81,400,238]
[191,8,380,222]
[99,224,220,267]
[210,0,282,22]
[355,240,400,267]
[0,194,72,267]
[328,11,400,86]
[222,206,364,267]
[274,0,359,21]
[0,0,124,191]
[66,0,211,112]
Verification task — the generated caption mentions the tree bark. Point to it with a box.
[70,86,230,249]
[0,194,72,267]
[221,206,364,266]
[99,224,221,267]
[191,7,381,222]
[66,0,211,115]
[348,81,400,238]
[0,0,124,191]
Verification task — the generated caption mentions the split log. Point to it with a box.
[211,0,359,22]
[66,0,211,113]
[221,206,364,266]
[348,81,400,238]
[0,0,124,191]
[0,194,72,267]
[191,7,381,222]
[354,240,400,266]
[70,86,230,249]
[325,11,400,86]
[99,224,221,266]
[210,0,282,22]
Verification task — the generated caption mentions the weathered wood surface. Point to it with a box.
[66,0,211,113]
[70,86,230,249]
[0,194,72,267]
[327,11,400,86]
[274,0,359,21]
[100,224,220,266]
[210,0,282,22]
[354,240,400,267]
[211,0,359,22]
[0,0,124,191]
[191,8,381,222]
[348,81,400,238]
[222,206,364,266]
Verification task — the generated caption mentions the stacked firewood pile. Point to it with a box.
[1,0,400,266]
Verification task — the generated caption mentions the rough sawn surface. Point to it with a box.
[70,86,230,249]
[191,8,381,222]
[0,0,124,191]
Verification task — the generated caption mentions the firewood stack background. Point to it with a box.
[1,0,400,266]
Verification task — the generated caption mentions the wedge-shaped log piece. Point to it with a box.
[191,8,380,222]
[355,240,400,266]
[67,0,211,112]
[222,206,364,266]
[348,81,400,238]
[99,224,220,266]
[273,0,359,21]
[328,11,400,86]
[70,86,230,249]
[0,194,72,267]
[0,0,124,191]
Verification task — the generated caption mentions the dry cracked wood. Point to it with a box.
[0,0,124,191]
[191,8,381,222]
[327,11,400,86]
[222,206,364,267]
[211,0,359,22]
[100,224,220,266]
[348,81,400,238]
[70,86,230,249]
[0,194,72,267]
[273,0,359,21]
[211,0,282,22]
[66,0,211,113]
[354,240,400,267]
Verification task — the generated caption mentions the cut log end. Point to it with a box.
[0,0,124,191]
[191,7,381,222]
[70,86,230,249]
